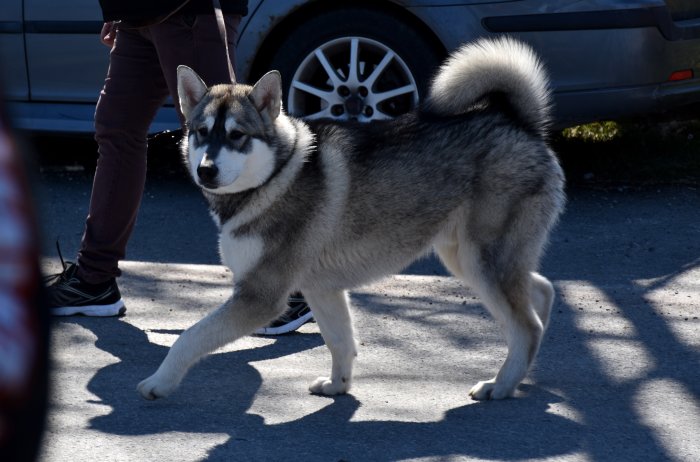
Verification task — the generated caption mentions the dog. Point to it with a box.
[137,37,565,401]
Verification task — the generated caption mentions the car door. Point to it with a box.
[23,0,107,103]
[5,0,179,133]
[0,0,28,101]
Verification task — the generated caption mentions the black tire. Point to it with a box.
[269,8,440,121]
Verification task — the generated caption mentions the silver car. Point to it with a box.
[2,0,699,132]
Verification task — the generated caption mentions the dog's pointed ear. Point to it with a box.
[177,65,208,121]
[250,71,282,121]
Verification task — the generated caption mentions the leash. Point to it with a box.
[212,0,236,84]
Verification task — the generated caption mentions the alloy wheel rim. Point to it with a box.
[288,37,419,122]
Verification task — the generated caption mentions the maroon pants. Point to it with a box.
[77,14,241,284]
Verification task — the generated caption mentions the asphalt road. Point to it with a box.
[34,164,700,461]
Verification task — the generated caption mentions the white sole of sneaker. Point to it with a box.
[52,300,126,317]
[254,311,314,335]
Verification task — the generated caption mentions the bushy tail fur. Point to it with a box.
[426,37,551,136]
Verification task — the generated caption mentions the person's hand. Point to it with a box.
[100,22,117,47]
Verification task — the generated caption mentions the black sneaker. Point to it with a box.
[255,293,314,335]
[45,261,125,317]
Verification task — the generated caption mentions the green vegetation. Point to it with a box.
[562,121,621,142]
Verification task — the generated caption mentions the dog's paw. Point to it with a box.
[137,373,177,400]
[468,379,513,400]
[309,376,349,396]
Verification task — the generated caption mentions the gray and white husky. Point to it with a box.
[138,37,565,401]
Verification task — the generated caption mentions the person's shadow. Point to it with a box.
[68,316,583,461]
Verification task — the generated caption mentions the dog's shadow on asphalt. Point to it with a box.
[67,316,584,461]
[54,188,700,461]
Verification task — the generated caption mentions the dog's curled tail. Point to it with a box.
[426,37,551,135]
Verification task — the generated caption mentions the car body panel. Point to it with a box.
[23,0,105,102]
[1,0,699,133]
[0,0,28,100]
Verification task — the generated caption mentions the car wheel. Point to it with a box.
[268,9,441,122]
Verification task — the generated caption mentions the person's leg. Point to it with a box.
[47,25,172,316]
[148,13,241,123]
[77,26,171,284]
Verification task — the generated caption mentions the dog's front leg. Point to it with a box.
[303,290,357,396]
[138,284,286,400]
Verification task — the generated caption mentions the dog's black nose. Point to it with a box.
[197,163,218,184]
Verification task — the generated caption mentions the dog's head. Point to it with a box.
[177,66,289,194]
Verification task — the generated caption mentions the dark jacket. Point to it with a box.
[99,0,248,23]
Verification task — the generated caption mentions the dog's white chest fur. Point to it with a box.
[218,220,263,278]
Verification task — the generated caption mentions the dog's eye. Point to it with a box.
[229,130,245,141]
[197,126,209,138]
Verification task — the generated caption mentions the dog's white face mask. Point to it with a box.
[176,66,283,194]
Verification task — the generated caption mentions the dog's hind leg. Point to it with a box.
[137,284,287,400]
[302,290,357,396]
[467,268,546,400]
[437,239,548,400]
